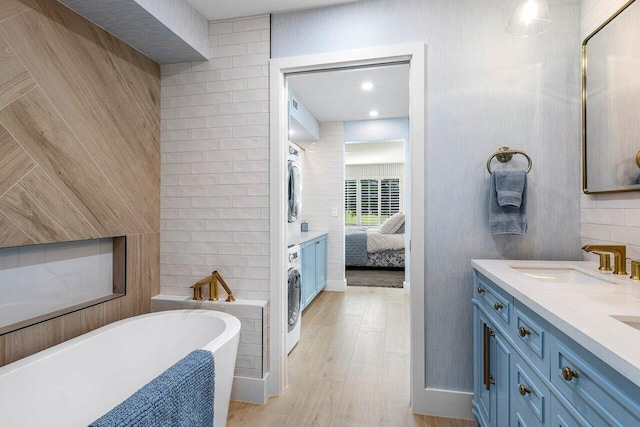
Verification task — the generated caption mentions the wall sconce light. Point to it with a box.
[506,0,552,37]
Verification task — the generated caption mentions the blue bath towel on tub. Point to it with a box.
[90,350,215,427]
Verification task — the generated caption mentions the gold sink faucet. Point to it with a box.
[582,245,627,275]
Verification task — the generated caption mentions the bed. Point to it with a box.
[345,225,405,268]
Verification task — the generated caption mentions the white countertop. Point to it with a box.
[472,259,640,388]
[298,230,328,244]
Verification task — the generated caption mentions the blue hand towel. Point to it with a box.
[90,350,215,427]
[494,170,526,207]
[489,171,527,235]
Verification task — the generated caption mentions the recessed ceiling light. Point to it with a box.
[289,129,295,136]
[369,110,379,117]
[361,82,374,91]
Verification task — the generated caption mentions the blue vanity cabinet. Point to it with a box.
[315,235,327,293]
[300,234,327,311]
[300,241,316,311]
[472,270,640,427]
[473,281,512,427]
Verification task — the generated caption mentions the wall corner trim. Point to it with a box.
[412,387,474,420]
[231,373,269,404]
[324,279,347,292]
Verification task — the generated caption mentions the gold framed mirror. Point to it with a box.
[582,0,640,193]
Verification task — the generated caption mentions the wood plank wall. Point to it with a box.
[0,0,160,366]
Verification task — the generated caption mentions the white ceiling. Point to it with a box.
[187,0,359,21]
[287,64,410,123]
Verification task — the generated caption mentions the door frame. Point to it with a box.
[269,42,429,412]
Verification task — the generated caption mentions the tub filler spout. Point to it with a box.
[190,271,236,302]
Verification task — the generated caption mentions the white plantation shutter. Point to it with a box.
[380,178,400,221]
[345,179,357,226]
[359,179,379,226]
[345,175,402,226]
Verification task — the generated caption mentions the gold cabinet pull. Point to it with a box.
[518,384,531,396]
[518,326,531,337]
[477,286,486,294]
[493,301,504,311]
[483,323,495,390]
[562,366,579,381]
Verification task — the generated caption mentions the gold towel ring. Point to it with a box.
[487,146,532,174]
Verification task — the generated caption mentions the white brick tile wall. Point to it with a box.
[160,15,271,380]
[152,298,268,381]
[299,123,346,286]
[157,13,372,385]
[219,30,263,45]
[580,1,640,266]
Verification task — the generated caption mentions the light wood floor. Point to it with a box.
[227,287,474,427]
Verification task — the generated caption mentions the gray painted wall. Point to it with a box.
[272,0,582,391]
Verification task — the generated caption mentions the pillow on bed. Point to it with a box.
[395,223,405,234]
[379,212,405,234]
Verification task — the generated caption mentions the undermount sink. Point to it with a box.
[611,315,640,332]
[511,266,618,285]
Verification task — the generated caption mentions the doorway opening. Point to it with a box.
[269,43,427,415]
[288,62,409,294]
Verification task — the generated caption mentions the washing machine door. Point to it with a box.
[287,268,301,332]
[288,161,302,223]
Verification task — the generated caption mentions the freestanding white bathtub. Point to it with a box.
[0,310,240,427]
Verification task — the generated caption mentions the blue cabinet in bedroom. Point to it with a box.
[300,234,327,311]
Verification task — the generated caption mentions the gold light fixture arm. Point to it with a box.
[190,271,236,302]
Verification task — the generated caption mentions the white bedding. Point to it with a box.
[366,229,405,253]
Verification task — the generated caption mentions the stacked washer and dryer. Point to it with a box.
[286,142,303,354]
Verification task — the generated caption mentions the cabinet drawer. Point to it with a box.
[550,394,589,427]
[513,407,538,427]
[511,353,549,425]
[475,274,511,327]
[550,336,640,426]
[512,301,549,379]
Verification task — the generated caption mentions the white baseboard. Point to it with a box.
[231,373,269,404]
[412,387,474,420]
[325,279,347,292]
[403,281,410,295]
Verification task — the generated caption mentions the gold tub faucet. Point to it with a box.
[190,270,236,302]
[582,245,627,275]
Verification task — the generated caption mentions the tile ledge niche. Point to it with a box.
[0,237,126,336]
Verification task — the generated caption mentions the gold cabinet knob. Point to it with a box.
[518,384,531,396]
[493,302,504,311]
[518,327,531,337]
[562,366,579,381]
[477,286,486,294]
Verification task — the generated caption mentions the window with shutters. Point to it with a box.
[345,177,401,226]
[345,179,357,226]
[380,178,400,222]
